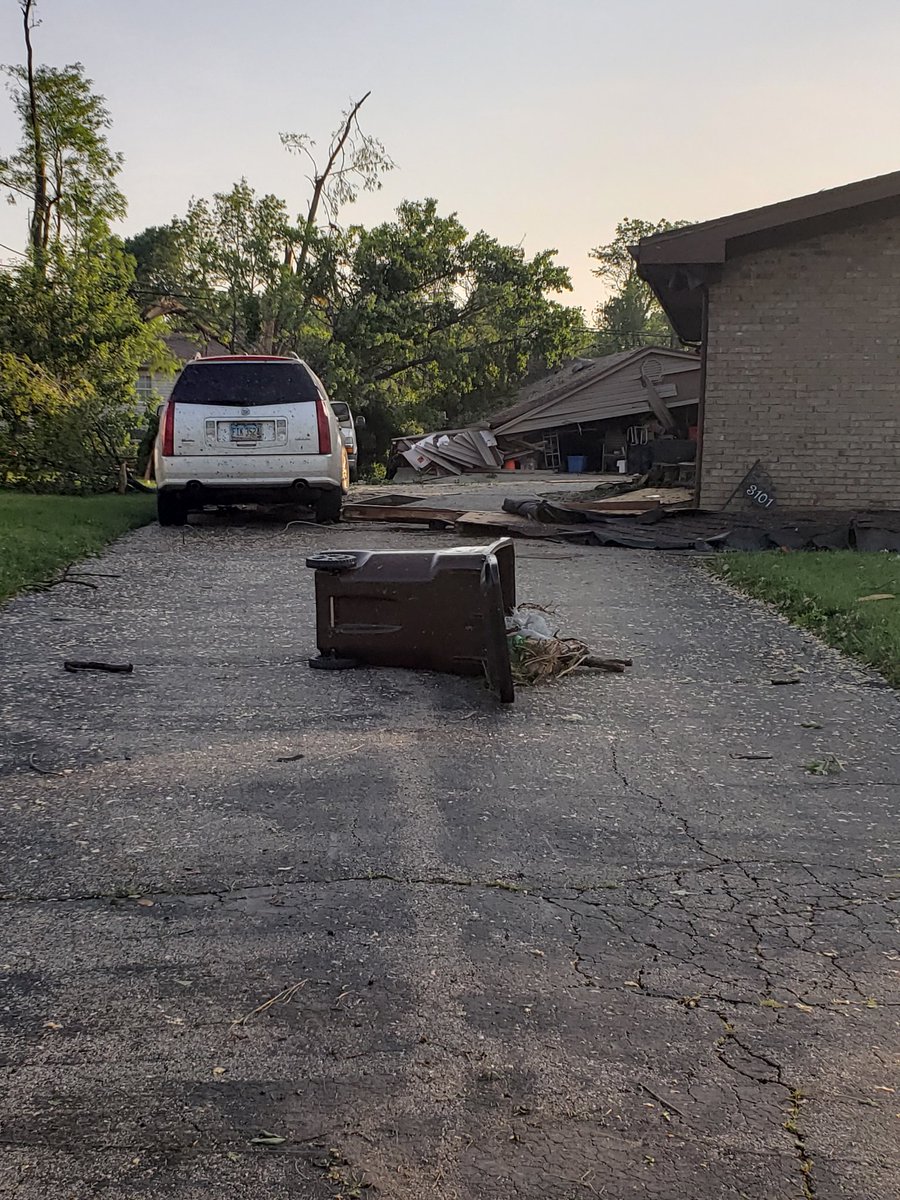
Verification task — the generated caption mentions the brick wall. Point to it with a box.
[700,215,900,510]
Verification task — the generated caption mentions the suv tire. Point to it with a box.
[157,491,187,527]
[314,490,342,524]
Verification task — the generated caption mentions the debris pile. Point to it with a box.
[344,492,900,553]
[393,428,506,475]
[505,605,632,686]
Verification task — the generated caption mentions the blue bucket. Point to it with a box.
[567,455,587,474]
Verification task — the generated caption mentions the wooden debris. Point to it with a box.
[353,493,427,508]
[342,503,462,526]
[455,512,576,538]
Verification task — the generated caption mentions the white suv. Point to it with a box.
[153,354,348,525]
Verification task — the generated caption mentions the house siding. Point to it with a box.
[700,216,900,510]
[137,369,175,406]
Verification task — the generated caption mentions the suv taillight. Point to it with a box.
[162,401,175,456]
[316,399,331,455]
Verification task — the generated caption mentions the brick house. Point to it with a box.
[632,171,900,511]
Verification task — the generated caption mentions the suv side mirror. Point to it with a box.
[355,414,367,428]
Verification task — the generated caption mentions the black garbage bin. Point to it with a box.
[306,539,516,702]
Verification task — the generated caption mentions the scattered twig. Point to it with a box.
[637,1082,686,1121]
[30,564,123,593]
[64,660,134,674]
[66,571,122,580]
[583,655,633,672]
[32,575,97,592]
[27,752,59,776]
[276,753,305,763]
[730,752,774,761]
[231,980,307,1034]
[282,519,324,532]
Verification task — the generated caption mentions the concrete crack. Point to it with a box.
[712,1011,817,1198]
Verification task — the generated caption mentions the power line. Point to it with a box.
[0,241,28,259]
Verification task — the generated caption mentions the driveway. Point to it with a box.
[0,485,897,1199]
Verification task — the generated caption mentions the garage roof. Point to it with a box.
[489,346,700,437]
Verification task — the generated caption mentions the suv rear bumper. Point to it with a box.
[156,453,344,508]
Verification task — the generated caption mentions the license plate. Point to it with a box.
[230,422,263,442]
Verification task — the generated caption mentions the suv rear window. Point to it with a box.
[331,401,351,422]
[170,361,321,408]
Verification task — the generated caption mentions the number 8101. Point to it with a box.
[746,483,775,508]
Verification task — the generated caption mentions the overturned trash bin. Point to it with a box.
[306,539,516,702]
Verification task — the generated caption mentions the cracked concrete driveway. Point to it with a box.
[1,492,898,1199]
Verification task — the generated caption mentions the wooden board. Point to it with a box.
[353,493,427,508]
[342,504,463,525]
[561,500,661,514]
[454,512,579,539]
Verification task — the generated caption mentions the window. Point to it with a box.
[170,362,321,408]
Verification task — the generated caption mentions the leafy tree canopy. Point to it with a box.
[0,222,171,490]
[590,217,689,353]
[0,5,172,492]
[129,195,584,458]
[0,61,126,247]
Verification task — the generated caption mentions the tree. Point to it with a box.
[280,91,394,287]
[127,194,583,461]
[315,200,583,456]
[1,60,125,250]
[0,3,171,492]
[128,182,303,352]
[0,222,171,490]
[129,95,394,353]
[16,0,46,263]
[589,217,688,352]
[125,84,582,464]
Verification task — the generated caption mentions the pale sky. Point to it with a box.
[2,0,900,315]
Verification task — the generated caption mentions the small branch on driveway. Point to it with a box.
[637,1082,686,1121]
[28,752,61,776]
[63,661,134,674]
[32,575,97,592]
[230,980,308,1035]
[30,567,121,593]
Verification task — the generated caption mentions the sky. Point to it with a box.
[2,0,900,315]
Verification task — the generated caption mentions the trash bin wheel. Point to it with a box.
[305,552,358,573]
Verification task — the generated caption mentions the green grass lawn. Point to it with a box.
[0,492,156,602]
[709,551,900,686]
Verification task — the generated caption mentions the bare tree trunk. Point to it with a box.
[294,91,370,283]
[21,0,48,268]
[259,316,277,354]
